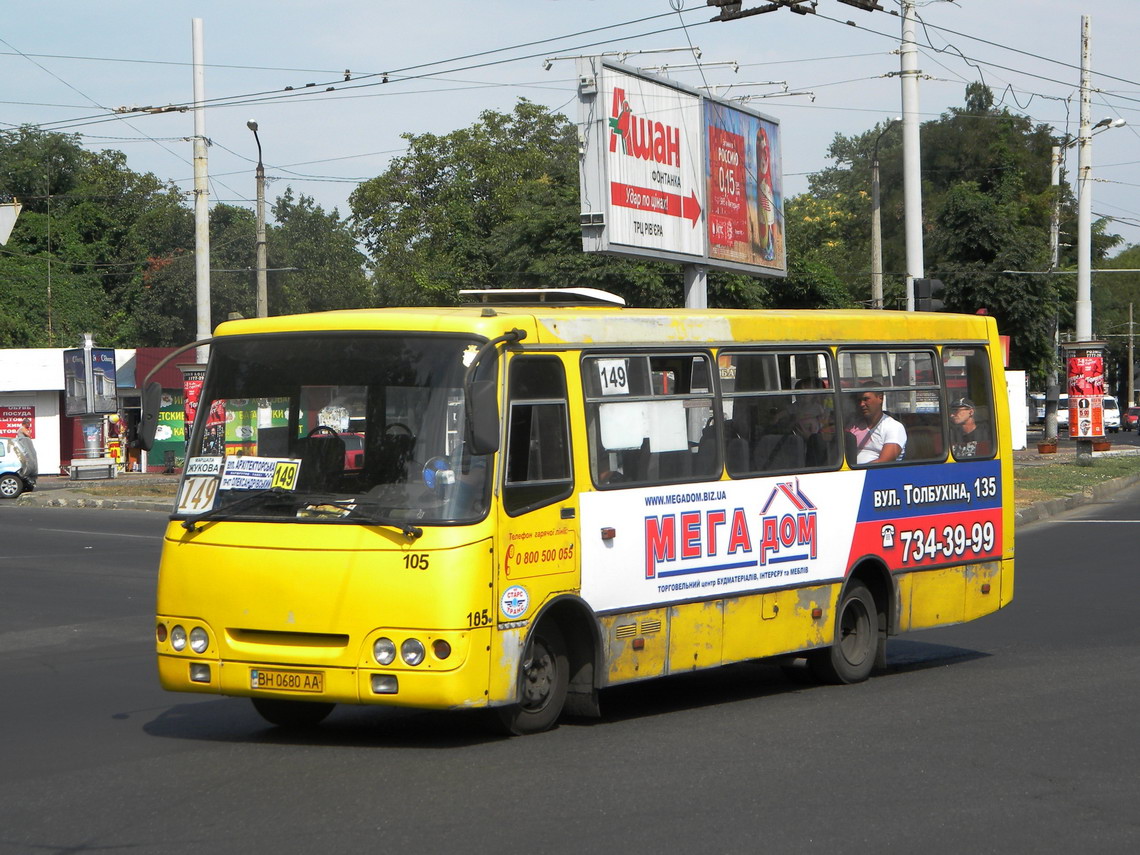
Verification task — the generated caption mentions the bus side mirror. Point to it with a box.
[467,380,500,455]
[139,381,163,451]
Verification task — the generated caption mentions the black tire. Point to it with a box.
[497,622,569,735]
[0,473,24,499]
[251,697,335,729]
[809,581,878,684]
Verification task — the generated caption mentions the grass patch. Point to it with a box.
[1014,455,1140,508]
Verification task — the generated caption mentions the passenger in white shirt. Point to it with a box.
[848,387,906,464]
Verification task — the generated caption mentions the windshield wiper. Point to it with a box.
[301,498,424,540]
[179,487,298,532]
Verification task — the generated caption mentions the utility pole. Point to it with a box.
[247,121,268,318]
[900,1,925,312]
[870,118,899,310]
[1043,144,1062,442]
[1075,14,1093,343]
[1129,302,1135,407]
[192,18,211,363]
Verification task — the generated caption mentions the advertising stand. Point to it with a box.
[62,334,118,480]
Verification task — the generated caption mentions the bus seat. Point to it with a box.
[905,424,943,461]
[694,420,720,475]
[753,432,805,472]
[296,434,345,492]
[656,450,694,480]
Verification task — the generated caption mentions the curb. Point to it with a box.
[14,494,174,513]
[1013,472,1140,526]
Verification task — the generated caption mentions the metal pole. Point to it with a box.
[871,155,883,309]
[248,121,268,318]
[1044,145,1062,442]
[192,18,211,363]
[684,264,708,309]
[900,2,925,312]
[1130,302,1135,407]
[870,120,898,310]
[1076,14,1093,343]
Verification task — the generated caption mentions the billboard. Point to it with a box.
[578,58,785,278]
[63,346,118,416]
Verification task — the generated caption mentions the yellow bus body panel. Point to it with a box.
[156,520,497,709]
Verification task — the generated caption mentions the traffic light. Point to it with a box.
[915,278,944,312]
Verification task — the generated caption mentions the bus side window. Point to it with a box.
[942,346,996,460]
[721,350,840,476]
[503,356,573,516]
[584,352,718,488]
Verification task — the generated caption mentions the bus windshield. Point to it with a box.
[181,333,492,525]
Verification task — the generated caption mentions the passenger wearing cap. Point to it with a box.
[950,397,990,458]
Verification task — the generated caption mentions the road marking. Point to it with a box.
[1048,519,1140,524]
[38,528,158,540]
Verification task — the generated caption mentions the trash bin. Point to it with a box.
[163,451,176,474]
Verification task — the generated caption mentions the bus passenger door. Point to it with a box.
[494,355,579,625]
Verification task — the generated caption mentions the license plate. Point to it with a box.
[250,668,324,693]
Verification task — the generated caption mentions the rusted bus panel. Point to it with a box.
[600,608,669,684]
[667,600,723,673]
[903,567,965,629]
[999,557,1014,608]
[721,584,837,664]
[899,560,1004,631]
[487,623,527,705]
[964,560,1004,622]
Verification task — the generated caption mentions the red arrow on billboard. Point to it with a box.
[610,182,702,227]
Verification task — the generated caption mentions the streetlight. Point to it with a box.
[246,120,268,318]
[870,117,900,310]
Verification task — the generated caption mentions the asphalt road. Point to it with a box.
[0,496,1137,854]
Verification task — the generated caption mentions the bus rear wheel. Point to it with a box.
[497,622,569,735]
[251,698,335,729]
[810,581,877,685]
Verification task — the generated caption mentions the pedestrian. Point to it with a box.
[16,418,33,439]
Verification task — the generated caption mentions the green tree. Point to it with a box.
[799,83,1122,383]
[351,98,770,309]
[269,189,370,314]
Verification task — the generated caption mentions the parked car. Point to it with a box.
[1124,406,1140,431]
[1103,395,1121,433]
[0,435,38,499]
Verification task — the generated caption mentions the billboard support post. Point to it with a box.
[684,264,708,309]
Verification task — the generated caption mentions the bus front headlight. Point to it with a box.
[189,627,209,654]
[170,625,187,651]
[373,637,396,666]
[400,638,425,666]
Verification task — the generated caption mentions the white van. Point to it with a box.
[1058,394,1121,432]
[1104,395,1121,432]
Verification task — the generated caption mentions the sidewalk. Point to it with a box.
[13,443,1140,523]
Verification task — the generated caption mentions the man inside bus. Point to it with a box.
[950,397,990,458]
[848,384,907,465]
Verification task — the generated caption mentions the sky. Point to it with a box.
[3,0,1139,252]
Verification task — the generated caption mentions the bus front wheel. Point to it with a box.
[810,581,877,684]
[498,622,569,735]
[251,698,335,729]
